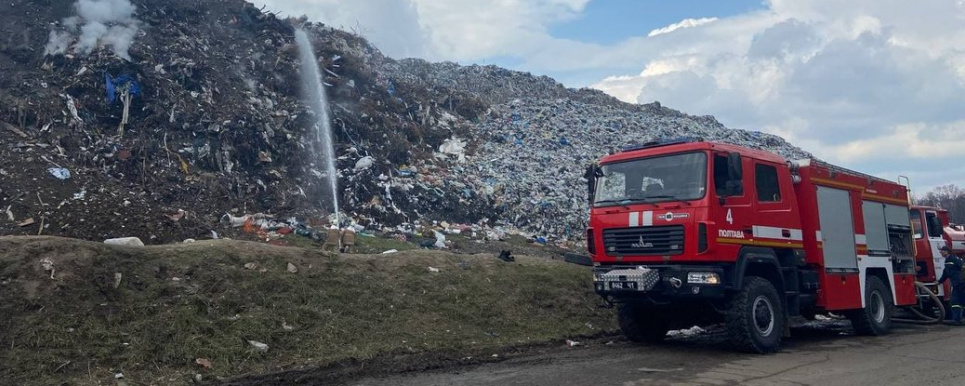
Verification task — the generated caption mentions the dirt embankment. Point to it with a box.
[0,236,614,385]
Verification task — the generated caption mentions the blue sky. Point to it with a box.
[254,0,965,195]
[549,0,765,45]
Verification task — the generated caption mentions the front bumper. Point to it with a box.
[593,265,727,300]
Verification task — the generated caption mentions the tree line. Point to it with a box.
[916,184,965,225]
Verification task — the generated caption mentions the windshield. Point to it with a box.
[594,152,707,206]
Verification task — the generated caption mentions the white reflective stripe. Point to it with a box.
[854,234,867,245]
[642,211,654,226]
[816,231,822,241]
[629,212,640,227]
[752,226,804,241]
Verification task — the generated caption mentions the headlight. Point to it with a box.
[687,272,720,285]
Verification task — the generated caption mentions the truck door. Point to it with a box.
[924,210,947,285]
[752,162,801,244]
[911,210,937,282]
[713,152,752,243]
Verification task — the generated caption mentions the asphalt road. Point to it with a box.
[350,320,965,386]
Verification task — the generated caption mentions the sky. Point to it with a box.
[252,0,965,195]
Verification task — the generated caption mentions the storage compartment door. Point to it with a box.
[817,186,858,270]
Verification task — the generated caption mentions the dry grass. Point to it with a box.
[0,236,614,385]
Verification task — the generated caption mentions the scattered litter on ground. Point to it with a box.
[104,237,145,247]
[248,340,269,353]
[47,167,70,180]
[195,358,212,369]
[666,326,706,338]
[41,257,55,279]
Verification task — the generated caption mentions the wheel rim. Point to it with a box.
[752,295,775,336]
[870,290,885,323]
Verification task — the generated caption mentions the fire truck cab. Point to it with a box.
[910,206,960,298]
[586,138,918,353]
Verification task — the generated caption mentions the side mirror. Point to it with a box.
[586,164,602,204]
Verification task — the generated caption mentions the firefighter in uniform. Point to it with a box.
[937,245,964,325]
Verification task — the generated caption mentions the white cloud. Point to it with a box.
[647,17,718,37]
[254,0,431,59]
[588,0,965,190]
[251,0,590,61]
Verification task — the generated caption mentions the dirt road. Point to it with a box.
[347,321,965,386]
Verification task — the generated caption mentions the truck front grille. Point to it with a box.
[603,226,685,255]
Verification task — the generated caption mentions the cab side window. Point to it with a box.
[925,212,943,238]
[714,154,743,196]
[755,164,781,202]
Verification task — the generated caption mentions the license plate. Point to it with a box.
[610,281,638,290]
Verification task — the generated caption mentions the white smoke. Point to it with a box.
[44,0,140,60]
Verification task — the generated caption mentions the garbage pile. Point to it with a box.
[403,97,811,241]
[0,0,810,245]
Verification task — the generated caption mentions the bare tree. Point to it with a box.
[917,184,965,224]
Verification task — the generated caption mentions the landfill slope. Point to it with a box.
[0,0,810,244]
[0,236,614,385]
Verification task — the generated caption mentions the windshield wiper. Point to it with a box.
[642,194,692,206]
[594,199,633,205]
[642,194,675,200]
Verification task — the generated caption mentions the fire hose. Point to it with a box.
[892,281,946,325]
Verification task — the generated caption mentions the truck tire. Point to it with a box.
[848,276,893,335]
[618,304,669,344]
[725,276,784,353]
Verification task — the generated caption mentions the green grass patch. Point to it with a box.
[0,236,613,385]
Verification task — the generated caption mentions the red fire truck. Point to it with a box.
[586,138,922,353]
[909,206,963,302]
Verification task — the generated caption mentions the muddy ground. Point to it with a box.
[339,321,965,386]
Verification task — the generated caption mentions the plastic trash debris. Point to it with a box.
[244,262,258,270]
[248,340,269,352]
[48,167,71,180]
[63,94,83,124]
[104,237,145,247]
[169,209,187,222]
[433,230,446,249]
[183,239,196,243]
[113,272,122,288]
[105,73,141,104]
[222,214,250,227]
[41,258,56,279]
[195,358,212,369]
[381,249,398,254]
[282,321,294,331]
[498,250,515,262]
[439,137,467,160]
[354,156,375,171]
[428,267,440,273]
[18,218,35,227]
[566,339,582,347]
[287,262,298,273]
